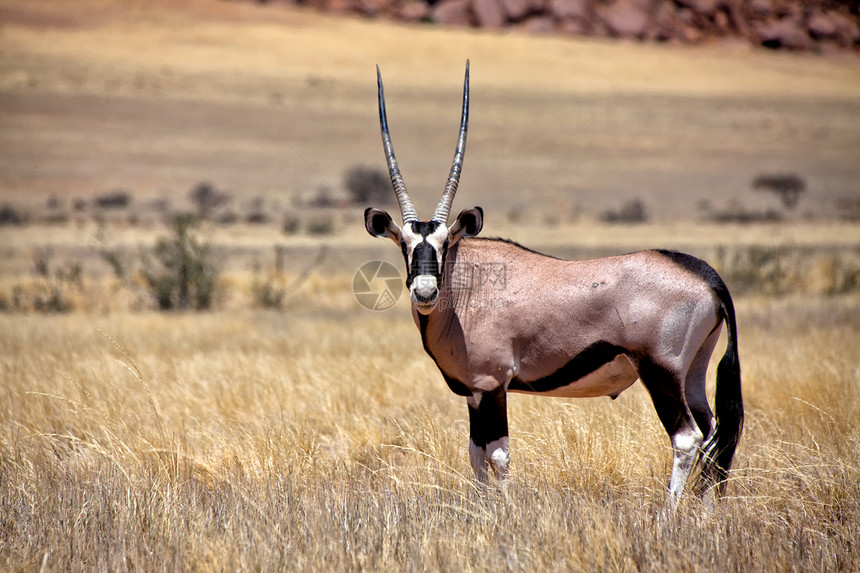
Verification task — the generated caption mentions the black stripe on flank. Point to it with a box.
[509,341,627,393]
[418,314,471,397]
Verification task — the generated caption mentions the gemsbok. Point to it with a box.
[364,61,743,503]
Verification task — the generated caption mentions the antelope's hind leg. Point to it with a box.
[639,359,705,504]
[686,326,724,498]
[467,387,509,485]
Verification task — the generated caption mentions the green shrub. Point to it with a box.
[142,215,221,311]
[345,165,390,205]
[306,214,335,235]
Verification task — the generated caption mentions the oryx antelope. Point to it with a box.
[364,62,743,502]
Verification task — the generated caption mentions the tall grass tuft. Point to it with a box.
[1,297,858,570]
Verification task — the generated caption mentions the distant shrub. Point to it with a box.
[705,205,782,224]
[245,197,270,225]
[306,214,335,235]
[250,266,287,310]
[94,190,132,209]
[752,173,806,209]
[600,199,648,224]
[250,245,328,310]
[308,187,339,208]
[246,212,270,225]
[282,213,300,234]
[835,196,860,222]
[216,211,240,225]
[345,165,390,205]
[141,214,220,311]
[189,182,231,219]
[0,204,26,226]
[30,249,83,313]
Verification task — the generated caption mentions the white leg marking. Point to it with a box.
[668,427,704,502]
[486,436,510,482]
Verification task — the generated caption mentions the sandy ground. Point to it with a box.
[2,0,859,220]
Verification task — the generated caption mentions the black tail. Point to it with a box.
[706,280,744,494]
[655,250,744,495]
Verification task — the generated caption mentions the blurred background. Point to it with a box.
[1,0,859,311]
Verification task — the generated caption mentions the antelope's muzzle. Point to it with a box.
[411,274,439,312]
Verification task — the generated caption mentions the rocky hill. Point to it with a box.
[252,0,859,52]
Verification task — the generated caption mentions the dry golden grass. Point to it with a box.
[1,295,858,570]
[2,1,859,569]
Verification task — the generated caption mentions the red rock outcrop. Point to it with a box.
[248,0,860,52]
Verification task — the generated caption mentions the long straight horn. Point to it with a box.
[432,59,470,224]
[377,65,418,224]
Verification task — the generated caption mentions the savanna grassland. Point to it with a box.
[2,296,859,570]
[2,0,860,571]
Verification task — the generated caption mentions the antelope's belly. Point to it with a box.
[508,354,639,398]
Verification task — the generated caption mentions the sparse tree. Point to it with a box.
[752,173,806,209]
[189,182,231,219]
[345,165,390,205]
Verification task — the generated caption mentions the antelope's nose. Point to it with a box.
[412,275,438,302]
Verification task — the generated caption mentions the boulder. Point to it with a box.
[472,0,507,27]
[398,0,430,21]
[432,0,473,26]
[326,0,356,13]
[755,17,812,50]
[676,0,720,16]
[748,0,773,17]
[601,0,650,39]
[559,17,589,35]
[549,0,591,21]
[807,11,838,38]
[521,15,556,34]
[358,0,391,16]
[809,10,860,48]
[500,0,531,21]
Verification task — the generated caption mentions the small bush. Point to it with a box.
[250,266,286,310]
[250,245,328,310]
[245,197,270,225]
[600,199,648,224]
[189,182,231,219]
[752,173,806,209]
[306,215,335,235]
[29,249,83,313]
[245,212,270,225]
[282,214,300,235]
[141,215,220,311]
[705,205,782,224]
[94,190,132,209]
[345,165,390,205]
[0,204,26,226]
[308,187,339,208]
[217,211,239,225]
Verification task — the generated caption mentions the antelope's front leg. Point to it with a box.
[466,387,509,484]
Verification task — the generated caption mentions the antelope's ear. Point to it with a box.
[448,206,483,245]
[365,208,401,243]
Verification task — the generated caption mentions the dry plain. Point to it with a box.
[1,0,860,570]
